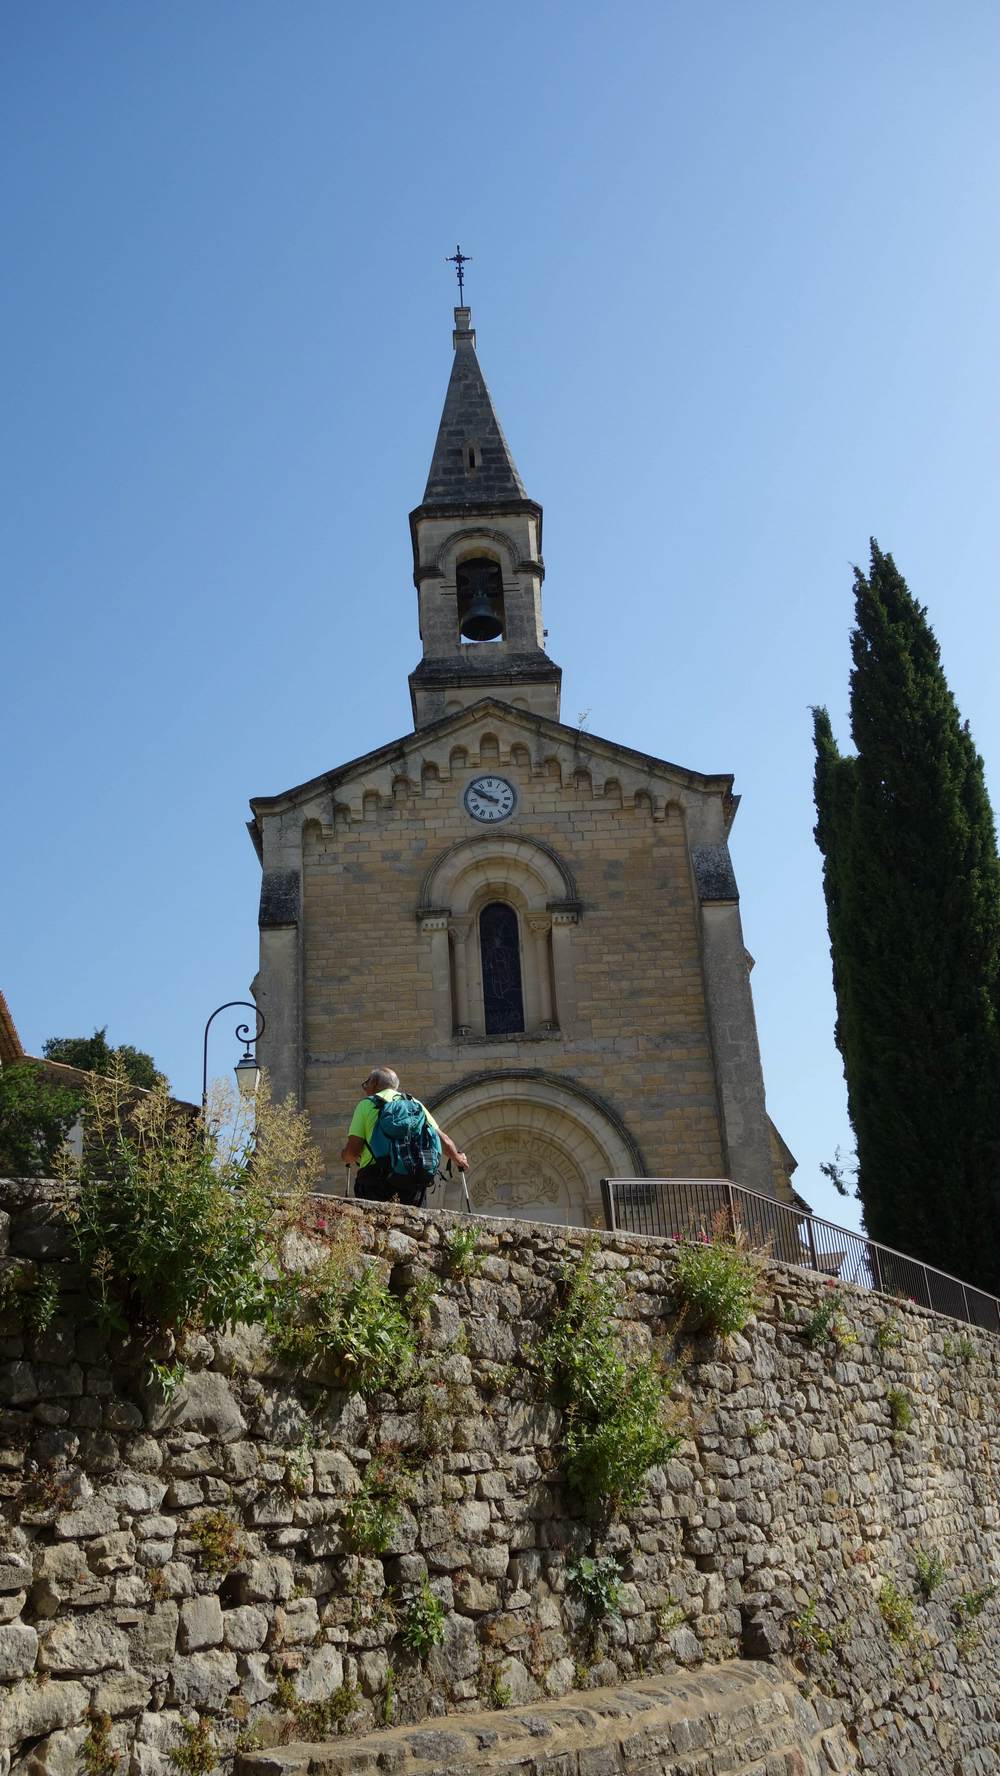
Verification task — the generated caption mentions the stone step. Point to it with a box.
[237,1661,850,1776]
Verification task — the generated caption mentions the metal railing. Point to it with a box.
[600,1177,1000,1333]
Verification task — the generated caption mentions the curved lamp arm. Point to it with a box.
[201,1001,265,1110]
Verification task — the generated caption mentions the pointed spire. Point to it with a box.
[422,308,528,507]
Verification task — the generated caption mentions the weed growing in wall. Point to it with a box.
[343,1456,410,1554]
[400,1577,446,1659]
[914,1546,947,1599]
[943,1332,978,1366]
[878,1579,915,1644]
[789,1598,834,1657]
[0,1262,60,1335]
[952,1582,997,1626]
[189,1510,244,1576]
[672,1224,760,1336]
[566,1553,623,1618]
[873,1313,903,1354]
[168,1719,217,1776]
[381,1665,396,1726]
[81,1713,119,1776]
[887,1388,914,1439]
[294,1685,360,1738]
[268,1246,419,1396]
[538,1243,685,1511]
[443,1225,484,1277]
[801,1286,856,1351]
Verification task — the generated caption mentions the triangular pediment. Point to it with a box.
[249,699,737,844]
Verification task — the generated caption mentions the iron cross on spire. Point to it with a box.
[446,245,472,303]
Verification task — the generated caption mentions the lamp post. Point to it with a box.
[201,1002,266,1112]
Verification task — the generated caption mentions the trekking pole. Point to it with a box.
[343,1165,352,1199]
[459,1165,473,1215]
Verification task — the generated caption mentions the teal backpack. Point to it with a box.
[361,1094,442,1205]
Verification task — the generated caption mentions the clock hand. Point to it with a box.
[477,790,501,804]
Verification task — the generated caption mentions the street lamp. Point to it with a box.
[201,1002,266,1112]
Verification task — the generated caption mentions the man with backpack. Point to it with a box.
[340,1066,469,1207]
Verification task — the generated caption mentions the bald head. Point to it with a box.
[366,1066,399,1092]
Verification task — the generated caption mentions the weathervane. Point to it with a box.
[446,244,472,303]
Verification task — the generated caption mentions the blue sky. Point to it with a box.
[4,2,999,1230]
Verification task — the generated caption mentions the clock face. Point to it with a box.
[464,775,517,823]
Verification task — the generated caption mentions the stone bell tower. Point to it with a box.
[408,307,561,729]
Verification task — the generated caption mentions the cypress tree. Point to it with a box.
[813,540,1000,1294]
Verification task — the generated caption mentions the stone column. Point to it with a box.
[528,915,555,1027]
[549,907,579,1032]
[420,910,453,1034]
[449,915,473,1034]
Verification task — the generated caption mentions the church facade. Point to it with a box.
[248,306,794,1223]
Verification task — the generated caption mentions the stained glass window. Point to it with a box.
[480,901,525,1034]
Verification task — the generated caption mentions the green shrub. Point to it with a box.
[444,1225,484,1277]
[401,1577,446,1659]
[566,1553,622,1618]
[887,1388,914,1437]
[789,1598,833,1656]
[538,1244,685,1511]
[672,1228,760,1336]
[564,1356,682,1507]
[305,1263,416,1394]
[343,1457,409,1554]
[68,1067,317,1336]
[878,1578,915,1643]
[914,1546,947,1599]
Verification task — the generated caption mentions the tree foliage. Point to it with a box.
[812,540,1000,1292]
[42,1027,165,1090]
[0,1062,82,1176]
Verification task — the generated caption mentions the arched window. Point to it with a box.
[480,902,524,1034]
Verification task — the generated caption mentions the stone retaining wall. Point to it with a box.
[1,1180,999,1776]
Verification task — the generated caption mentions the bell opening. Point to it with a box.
[457,557,505,644]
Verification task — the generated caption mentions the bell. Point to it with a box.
[460,588,504,641]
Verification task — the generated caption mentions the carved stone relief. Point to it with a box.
[468,1129,586,1224]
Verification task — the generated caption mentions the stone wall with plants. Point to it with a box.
[2,1175,1000,1776]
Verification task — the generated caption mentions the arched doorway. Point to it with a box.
[427,1071,643,1228]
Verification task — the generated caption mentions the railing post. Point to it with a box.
[961,1282,971,1327]
[601,1179,616,1232]
[921,1265,931,1311]
[805,1215,819,1276]
[726,1181,737,1239]
[869,1241,883,1295]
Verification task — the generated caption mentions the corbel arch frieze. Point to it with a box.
[431,527,520,575]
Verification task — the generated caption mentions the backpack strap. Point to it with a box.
[361,1093,385,1159]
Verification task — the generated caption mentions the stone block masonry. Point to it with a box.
[2,1179,1000,1774]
